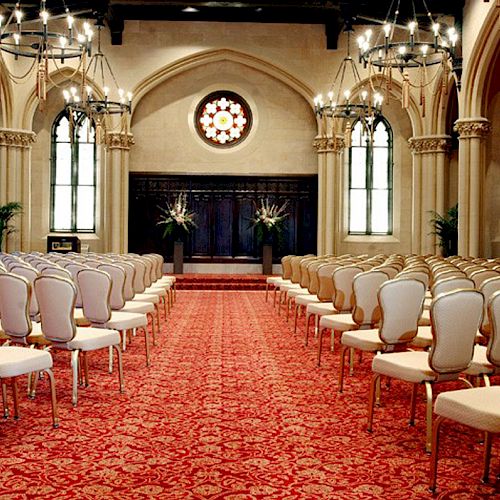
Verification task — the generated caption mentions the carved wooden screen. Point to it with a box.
[128,174,317,263]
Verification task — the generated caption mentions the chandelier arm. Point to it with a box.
[103,56,120,90]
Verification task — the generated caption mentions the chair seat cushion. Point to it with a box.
[62,328,121,351]
[102,311,148,330]
[341,329,384,351]
[266,276,285,285]
[0,346,52,378]
[435,386,500,433]
[296,295,320,306]
[133,293,159,304]
[145,287,167,297]
[423,297,432,310]
[287,288,309,298]
[307,302,335,316]
[463,345,497,376]
[279,283,302,292]
[320,313,357,331]
[120,301,155,314]
[372,351,435,383]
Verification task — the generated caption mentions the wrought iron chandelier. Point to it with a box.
[314,29,383,144]
[0,1,91,103]
[63,18,132,145]
[356,0,462,113]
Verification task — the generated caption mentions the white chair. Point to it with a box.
[367,289,484,452]
[34,274,124,406]
[77,268,151,368]
[430,291,500,491]
[338,278,425,393]
[0,273,59,427]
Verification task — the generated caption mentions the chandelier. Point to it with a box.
[356,0,461,113]
[314,29,383,144]
[62,18,132,145]
[0,1,91,103]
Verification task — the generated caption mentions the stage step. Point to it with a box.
[170,274,271,290]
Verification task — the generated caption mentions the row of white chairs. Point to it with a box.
[267,253,500,492]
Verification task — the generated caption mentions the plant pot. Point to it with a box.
[262,243,273,275]
[173,240,184,274]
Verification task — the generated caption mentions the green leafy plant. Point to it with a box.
[157,193,196,240]
[429,204,458,257]
[0,202,22,251]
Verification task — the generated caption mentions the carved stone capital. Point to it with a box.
[0,129,36,148]
[408,135,452,154]
[313,135,345,153]
[105,132,135,150]
[454,118,491,139]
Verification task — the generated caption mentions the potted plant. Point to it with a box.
[251,198,288,275]
[429,204,458,257]
[0,202,22,252]
[157,193,196,274]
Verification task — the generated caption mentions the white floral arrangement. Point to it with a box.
[251,198,288,240]
[157,193,196,238]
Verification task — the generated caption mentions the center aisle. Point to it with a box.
[0,291,497,499]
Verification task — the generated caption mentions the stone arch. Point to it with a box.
[461,4,499,118]
[0,58,14,128]
[131,48,316,123]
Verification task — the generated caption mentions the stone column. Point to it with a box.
[408,135,452,255]
[0,129,36,252]
[454,118,491,257]
[104,132,134,253]
[313,134,344,256]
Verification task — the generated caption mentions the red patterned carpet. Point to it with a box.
[1,291,498,499]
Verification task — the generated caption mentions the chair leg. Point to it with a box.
[367,373,381,432]
[113,345,125,394]
[424,381,434,453]
[44,368,59,429]
[71,350,80,406]
[144,327,150,367]
[109,345,114,374]
[338,345,349,393]
[330,329,335,353]
[482,374,491,387]
[482,432,492,483]
[286,297,292,321]
[11,378,19,420]
[349,347,354,375]
[409,383,418,426]
[2,381,8,418]
[314,315,319,338]
[304,313,312,346]
[273,287,278,307]
[317,328,324,367]
[83,352,89,387]
[293,304,300,334]
[148,312,156,346]
[429,415,445,492]
[155,303,161,333]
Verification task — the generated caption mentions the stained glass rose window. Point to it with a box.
[196,91,252,147]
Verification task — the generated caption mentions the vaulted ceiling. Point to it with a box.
[0,1,467,47]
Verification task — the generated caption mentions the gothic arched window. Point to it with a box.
[50,112,96,232]
[348,117,393,234]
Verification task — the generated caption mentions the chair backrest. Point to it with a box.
[115,261,136,301]
[470,269,500,289]
[431,276,475,297]
[313,262,335,299]
[479,276,500,335]
[378,278,426,346]
[463,265,485,277]
[306,260,327,295]
[64,262,89,308]
[299,258,317,288]
[290,256,304,283]
[351,270,389,327]
[77,268,112,324]
[83,259,103,269]
[10,265,40,319]
[428,289,483,377]
[128,258,147,293]
[332,266,363,312]
[281,255,294,279]
[396,270,429,289]
[140,256,154,287]
[34,275,77,344]
[98,263,127,310]
[41,266,72,280]
[487,291,500,368]
[372,265,399,279]
[0,273,32,343]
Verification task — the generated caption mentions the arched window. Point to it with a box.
[50,112,96,232]
[348,117,393,234]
